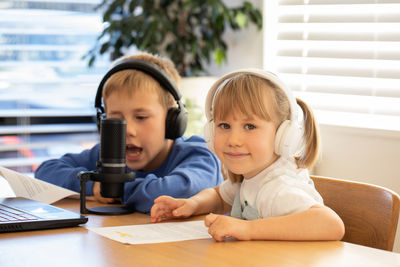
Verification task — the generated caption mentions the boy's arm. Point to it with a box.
[34,144,100,195]
[205,205,345,241]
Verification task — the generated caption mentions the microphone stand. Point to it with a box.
[78,170,135,215]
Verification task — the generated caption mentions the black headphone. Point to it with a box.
[94,59,188,139]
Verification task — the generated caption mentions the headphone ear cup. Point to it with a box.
[96,111,106,132]
[203,122,215,153]
[165,107,188,139]
[275,120,303,158]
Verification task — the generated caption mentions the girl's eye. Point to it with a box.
[218,123,230,130]
[245,124,256,130]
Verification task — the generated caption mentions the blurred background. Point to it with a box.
[0,0,105,174]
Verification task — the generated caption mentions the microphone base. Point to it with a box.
[83,205,134,215]
[78,171,135,216]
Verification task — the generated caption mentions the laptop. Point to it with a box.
[0,197,88,233]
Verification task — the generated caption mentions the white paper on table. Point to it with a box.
[0,166,79,204]
[89,220,212,244]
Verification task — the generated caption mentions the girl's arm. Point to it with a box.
[205,205,345,241]
[151,186,231,222]
[191,186,231,215]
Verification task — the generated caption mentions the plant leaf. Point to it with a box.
[235,12,247,28]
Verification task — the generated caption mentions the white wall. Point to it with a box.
[314,125,400,193]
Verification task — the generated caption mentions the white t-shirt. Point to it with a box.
[219,157,323,218]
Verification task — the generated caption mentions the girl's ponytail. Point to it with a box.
[295,98,320,169]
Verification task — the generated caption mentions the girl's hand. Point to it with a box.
[150,195,198,223]
[205,213,252,241]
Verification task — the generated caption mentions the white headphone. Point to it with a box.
[204,69,304,159]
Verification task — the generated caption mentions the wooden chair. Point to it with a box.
[310,175,400,251]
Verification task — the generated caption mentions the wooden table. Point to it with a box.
[1,198,399,267]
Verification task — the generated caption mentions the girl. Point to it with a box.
[150,69,344,241]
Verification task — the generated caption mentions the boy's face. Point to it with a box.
[105,89,172,171]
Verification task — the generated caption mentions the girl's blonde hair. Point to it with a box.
[102,52,181,111]
[212,73,320,183]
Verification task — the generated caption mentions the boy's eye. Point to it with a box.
[136,115,148,120]
[244,124,256,130]
[217,123,230,130]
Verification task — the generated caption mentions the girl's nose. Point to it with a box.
[227,129,243,147]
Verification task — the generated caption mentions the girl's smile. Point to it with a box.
[223,151,250,159]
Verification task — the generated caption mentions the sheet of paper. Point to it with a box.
[89,220,212,244]
[0,166,79,204]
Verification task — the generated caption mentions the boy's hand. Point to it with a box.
[87,182,119,204]
[205,213,251,242]
[150,196,197,223]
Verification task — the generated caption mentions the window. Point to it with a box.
[0,0,108,174]
[263,0,400,132]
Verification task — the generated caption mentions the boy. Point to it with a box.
[34,52,222,213]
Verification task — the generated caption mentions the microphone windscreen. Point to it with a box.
[98,118,127,198]
[100,118,126,166]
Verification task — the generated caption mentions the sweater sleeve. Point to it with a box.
[34,144,100,195]
[122,141,222,213]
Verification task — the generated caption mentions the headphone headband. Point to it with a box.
[94,58,187,139]
[95,59,182,112]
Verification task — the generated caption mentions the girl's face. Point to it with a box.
[213,111,279,179]
[105,89,172,171]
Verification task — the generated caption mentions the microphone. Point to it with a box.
[78,118,135,215]
[98,118,130,198]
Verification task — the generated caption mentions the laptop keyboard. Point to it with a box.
[0,204,39,222]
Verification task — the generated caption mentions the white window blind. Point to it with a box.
[0,0,108,173]
[263,0,400,131]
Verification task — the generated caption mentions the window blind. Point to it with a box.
[263,0,400,131]
[0,0,108,173]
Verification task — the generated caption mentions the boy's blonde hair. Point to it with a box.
[212,73,320,183]
[102,52,181,111]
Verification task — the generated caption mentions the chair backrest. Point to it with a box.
[310,175,400,251]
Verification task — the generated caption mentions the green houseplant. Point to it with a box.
[86,0,262,77]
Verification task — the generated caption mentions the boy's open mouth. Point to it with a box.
[126,144,142,157]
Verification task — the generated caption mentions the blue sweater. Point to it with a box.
[35,135,222,213]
